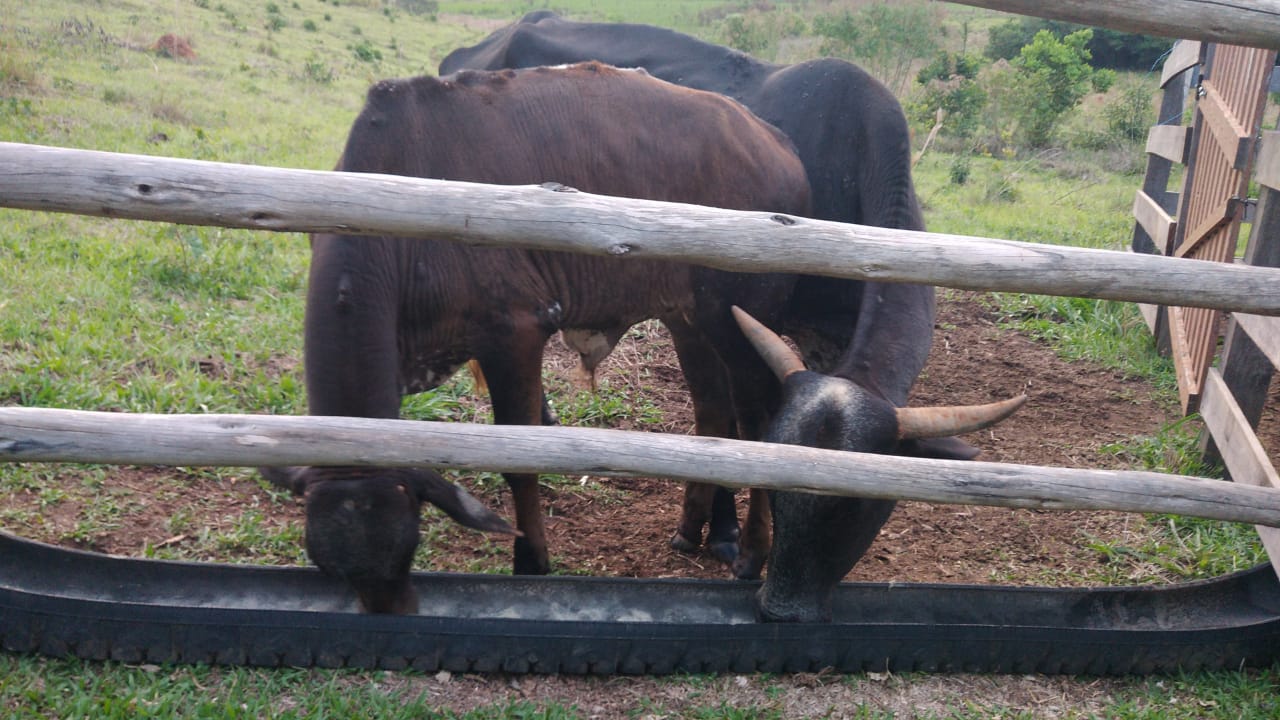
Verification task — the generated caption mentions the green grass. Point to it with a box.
[0,656,584,719]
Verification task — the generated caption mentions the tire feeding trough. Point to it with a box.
[4,530,1280,674]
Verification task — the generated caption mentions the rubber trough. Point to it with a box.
[3,531,1279,674]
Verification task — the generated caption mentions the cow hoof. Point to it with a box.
[669,532,700,555]
[512,537,550,575]
[708,540,739,565]
[731,553,763,581]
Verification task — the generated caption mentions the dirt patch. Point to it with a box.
[152,34,196,60]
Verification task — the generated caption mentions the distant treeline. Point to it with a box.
[984,17,1172,72]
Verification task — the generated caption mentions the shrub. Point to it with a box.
[908,51,987,139]
[1103,80,1156,144]
[720,13,767,55]
[302,54,334,83]
[350,39,381,63]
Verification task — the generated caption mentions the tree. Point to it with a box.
[985,17,1169,71]
[1010,29,1098,147]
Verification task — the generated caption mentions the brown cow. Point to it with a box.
[263,62,812,613]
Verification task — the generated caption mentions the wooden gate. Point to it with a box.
[1165,44,1277,412]
[1134,41,1280,571]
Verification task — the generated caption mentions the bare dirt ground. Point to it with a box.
[6,291,1279,717]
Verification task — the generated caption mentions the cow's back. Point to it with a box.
[308,62,810,407]
[337,62,806,214]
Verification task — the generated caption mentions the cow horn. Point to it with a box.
[731,306,805,380]
[896,394,1027,440]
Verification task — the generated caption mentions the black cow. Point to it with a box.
[440,13,973,610]
[264,62,813,613]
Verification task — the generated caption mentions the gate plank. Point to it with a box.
[1258,131,1280,191]
[1199,80,1254,170]
[1162,40,1204,87]
[1200,368,1280,578]
[1232,313,1280,369]
[1132,190,1176,252]
[1145,124,1193,164]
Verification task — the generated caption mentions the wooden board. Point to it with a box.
[1145,124,1193,164]
[3,142,1280,316]
[1174,198,1241,259]
[7,406,1280,528]
[1132,190,1176,252]
[1163,40,1204,87]
[1233,313,1280,370]
[1258,131,1280,191]
[1199,80,1254,170]
[943,1,1280,50]
[1200,368,1280,579]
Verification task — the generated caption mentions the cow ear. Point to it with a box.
[407,469,521,537]
[898,437,981,461]
[259,466,311,496]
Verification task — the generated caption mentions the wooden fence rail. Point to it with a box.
[4,142,1280,315]
[4,407,1280,529]
[946,0,1280,50]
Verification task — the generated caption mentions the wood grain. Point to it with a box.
[3,142,1280,315]
[4,407,1280,528]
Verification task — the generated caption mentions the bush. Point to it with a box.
[302,54,334,83]
[908,51,987,139]
[1103,80,1155,144]
[720,14,767,55]
[350,39,381,63]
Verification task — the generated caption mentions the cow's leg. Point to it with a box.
[479,333,552,576]
[693,296,790,580]
[666,322,741,564]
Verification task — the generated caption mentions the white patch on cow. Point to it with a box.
[545,63,648,75]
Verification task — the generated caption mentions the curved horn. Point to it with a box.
[731,305,806,380]
[896,394,1027,440]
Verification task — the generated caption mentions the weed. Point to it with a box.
[350,38,381,62]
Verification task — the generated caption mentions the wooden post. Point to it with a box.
[1133,40,1199,353]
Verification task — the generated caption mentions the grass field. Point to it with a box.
[2,0,1278,716]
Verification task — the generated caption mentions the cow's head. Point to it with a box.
[732,306,1025,622]
[260,466,517,614]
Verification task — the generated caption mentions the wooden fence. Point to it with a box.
[1126,33,1280,569]
[1,140,1280,527]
